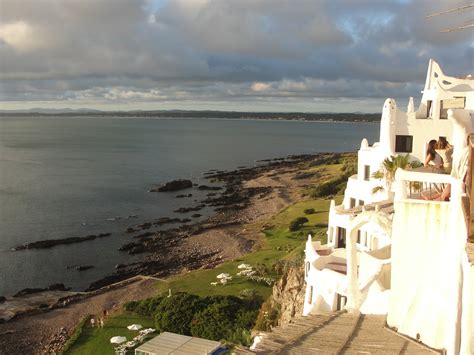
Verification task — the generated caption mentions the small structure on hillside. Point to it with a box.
[134,331,223,355]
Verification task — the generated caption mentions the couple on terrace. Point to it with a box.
[424,137,453,173]
[423,136,470,201]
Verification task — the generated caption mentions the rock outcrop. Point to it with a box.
[271,266,306,326]
[150,179,193,192]
[12,233,111,251]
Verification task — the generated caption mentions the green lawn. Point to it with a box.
[67,312,155,355]
[152,197,341,299]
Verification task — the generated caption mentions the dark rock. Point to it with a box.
[150,179,193,192]
[76,265,94,271]
[191,213,202,218]
[133,231,154,239]
[197,185,222,191]
[174,205,205,213]
[47,283,69,291]
[153,217,181,226]
[126,227,139,233]
[180,218,192,223]
[118,242,141,252]
[85,273,132,292]
[137,222,152,230]
[13,288,43,297]
[175,193,192,198]
[12,233,112,251]
[13,283,69,297]
[115,264,125,269]
[0,296,6,303]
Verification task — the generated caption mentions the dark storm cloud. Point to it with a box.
[0,0,472,110]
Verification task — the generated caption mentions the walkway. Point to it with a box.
[238,311,439,354]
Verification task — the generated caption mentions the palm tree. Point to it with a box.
[372,154,422,195]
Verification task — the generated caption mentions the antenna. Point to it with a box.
[426,3,474,32]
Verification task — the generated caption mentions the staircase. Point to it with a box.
[236,311,440,354]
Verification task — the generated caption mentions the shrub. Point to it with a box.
[294,171,320,180]
[191,296,244,341]
[289,217,309,231]
[123,296,165,316]
[304,208,315,214]
[314,222,328,228]
[254,300,280,331]
[123,300,139,312]
[155,293,206,335]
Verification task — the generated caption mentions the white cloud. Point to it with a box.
[251,82,271,92]
[0,21,41,52]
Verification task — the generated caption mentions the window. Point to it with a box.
[336,294,347,310]
[427,100,433,117]
[308,286,313,304]
[349,198,356,208]
[439,100,448,119]
[336,227,346,248]
[357,230,361,244]
[305,262,310,277]
[364,165,370,181]
[359,200,364,206]
[395,135,413,153]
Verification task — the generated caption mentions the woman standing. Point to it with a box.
[424,139,444,170]
[437,137,453,173]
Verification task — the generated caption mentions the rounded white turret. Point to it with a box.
[379,98,397,156]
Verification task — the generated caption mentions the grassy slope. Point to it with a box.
[66,157,351,354]
[68,312,156,355]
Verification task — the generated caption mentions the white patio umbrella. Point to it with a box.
[110,336,127,344]
[216,273,231,279]
[127,324,143,330]
[237,263,251,269]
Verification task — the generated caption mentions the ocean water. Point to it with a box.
[0,116,379,296]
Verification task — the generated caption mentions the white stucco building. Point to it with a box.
[303,59,474,354]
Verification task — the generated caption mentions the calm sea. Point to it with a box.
[0,116,379,296]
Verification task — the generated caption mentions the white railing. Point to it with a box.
[395,169,455,200]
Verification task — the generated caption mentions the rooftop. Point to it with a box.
[134,332,222,355]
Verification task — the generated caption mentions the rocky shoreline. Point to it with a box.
[84,153,339,291]
[7,153,340,298]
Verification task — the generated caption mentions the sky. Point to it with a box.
[0,0,472,113]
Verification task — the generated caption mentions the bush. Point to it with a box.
[304,208,315,215]
[123,300,139,312]
[294,171,320,180]
[155,293,206,335]
[123,296,165,317]
[310,175,347,198]
[289,217,309,231]
[254,300,280,331]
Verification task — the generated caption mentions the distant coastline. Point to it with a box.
[0,110,380,122]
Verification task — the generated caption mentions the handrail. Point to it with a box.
[395,168,454,185]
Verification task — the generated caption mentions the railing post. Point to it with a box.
[394,168,407,202]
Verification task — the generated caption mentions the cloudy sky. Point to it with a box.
[0,0,472,112]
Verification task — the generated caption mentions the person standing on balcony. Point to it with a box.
[425,139,444,171]
[437,137,453,173]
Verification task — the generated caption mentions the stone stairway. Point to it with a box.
[236,311,440,354]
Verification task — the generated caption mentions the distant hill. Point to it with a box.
[0,109,380,122]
